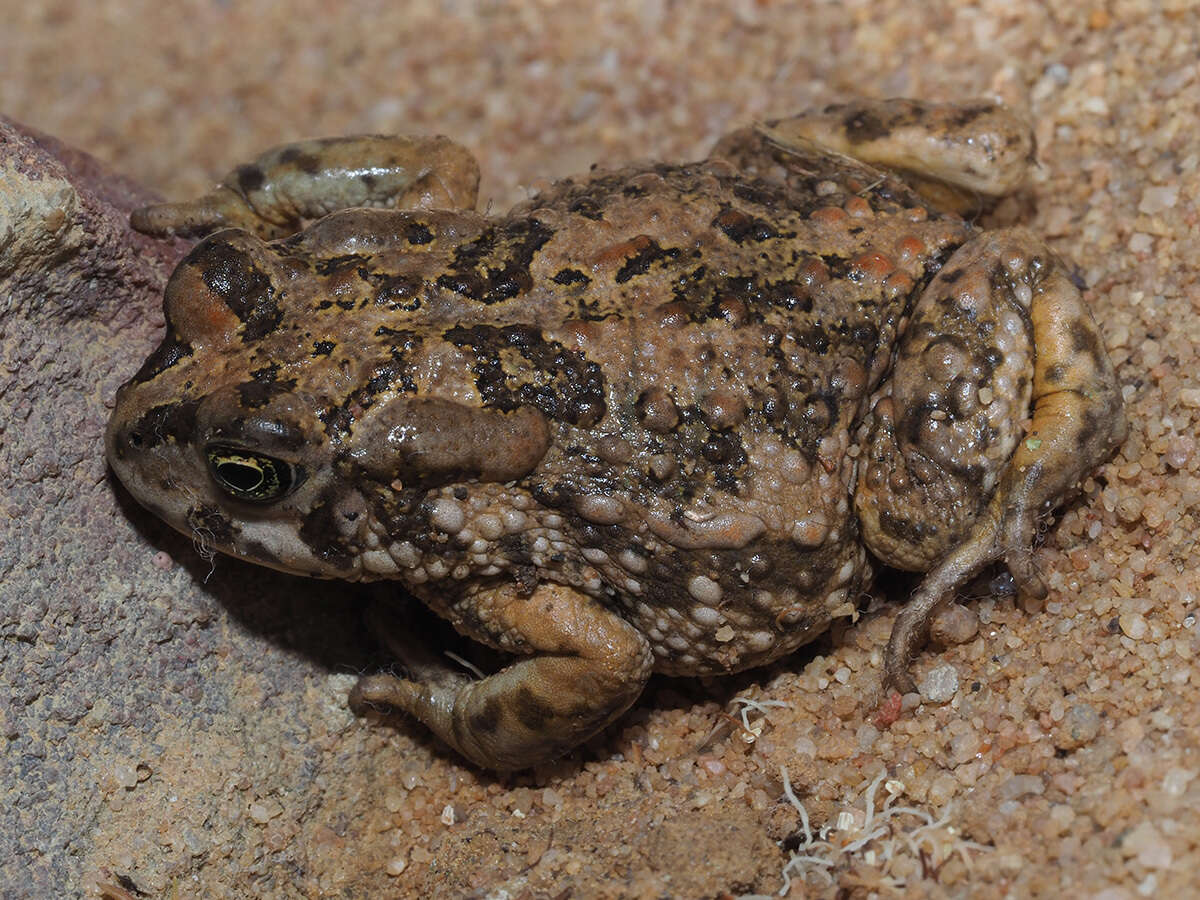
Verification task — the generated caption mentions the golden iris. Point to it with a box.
[205,447,296,501]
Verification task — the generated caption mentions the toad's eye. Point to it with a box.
[205,446,300,502]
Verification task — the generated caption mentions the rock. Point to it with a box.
[0,117,382,897]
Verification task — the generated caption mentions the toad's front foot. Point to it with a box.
[351,582,653,771]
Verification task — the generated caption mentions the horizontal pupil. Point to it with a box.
[218,461,266,493]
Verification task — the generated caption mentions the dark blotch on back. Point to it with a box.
[468,698,503,735]
[615,238,681,284]
[695,274,814,322]
[277,146,321,174]
[711,207,784,244]
[242,538,284,569]
[552,268,591,286]
[319,330,422,438]
[315,253,370,276]
[732,179,785,210]
[878,508,936,545]
[435,218,554,304]
[1078,406,1103,449]
[405,222,434,245]
[947,103,992,129]
[567,195,605,221]
[237,364,297,409]
[370,272,425,311]
[445,324,607,427]
[1070,318,1103,363]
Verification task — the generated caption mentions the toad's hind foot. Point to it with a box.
[351,582,652,771]
[858,228,1125,693]
[131,134,479,240]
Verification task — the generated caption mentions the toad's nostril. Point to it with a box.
[128,430,144,449]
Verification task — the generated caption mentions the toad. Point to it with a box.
[106,99,1125,770]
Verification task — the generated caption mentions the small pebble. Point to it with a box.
[248,803,271,825]
[998,774,1045,801]
[385,857,408,877]
[918,664,959,703]
[794,736,817,758]
[1162,768,1196,798]
[113,764,138,790]
[1138,184,1178,214]
[1163,438,1193,469]
[1119,612,1148,640]
[1123,821,1173,870]
[929,603,980,646]
[1128,233,1153,253]
[1055,703,1102,750]
[1044,62,1071,84]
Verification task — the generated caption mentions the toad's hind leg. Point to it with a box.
[759,98,1035,213]
[131,134,480,239]
[350,582,652,771]
[855,228,1125,692]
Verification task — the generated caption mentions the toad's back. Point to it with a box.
[278,144,977,481]
[249,147,976,674]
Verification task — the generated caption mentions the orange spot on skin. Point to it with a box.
[593,233,653,266]
[810,206,850,227]
[851,252,895,281]
[799,258,831,285]
[894,235,926,263]
[560,318,603,348]
[714,295,748,325]
[712,208,751,230]
[883,271,916,299]
[181,292,240,347]
[843,195,873,218]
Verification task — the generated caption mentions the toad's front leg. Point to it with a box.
[351,582,652,771]
[131,134,480,239]
[855,228,1126,692]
